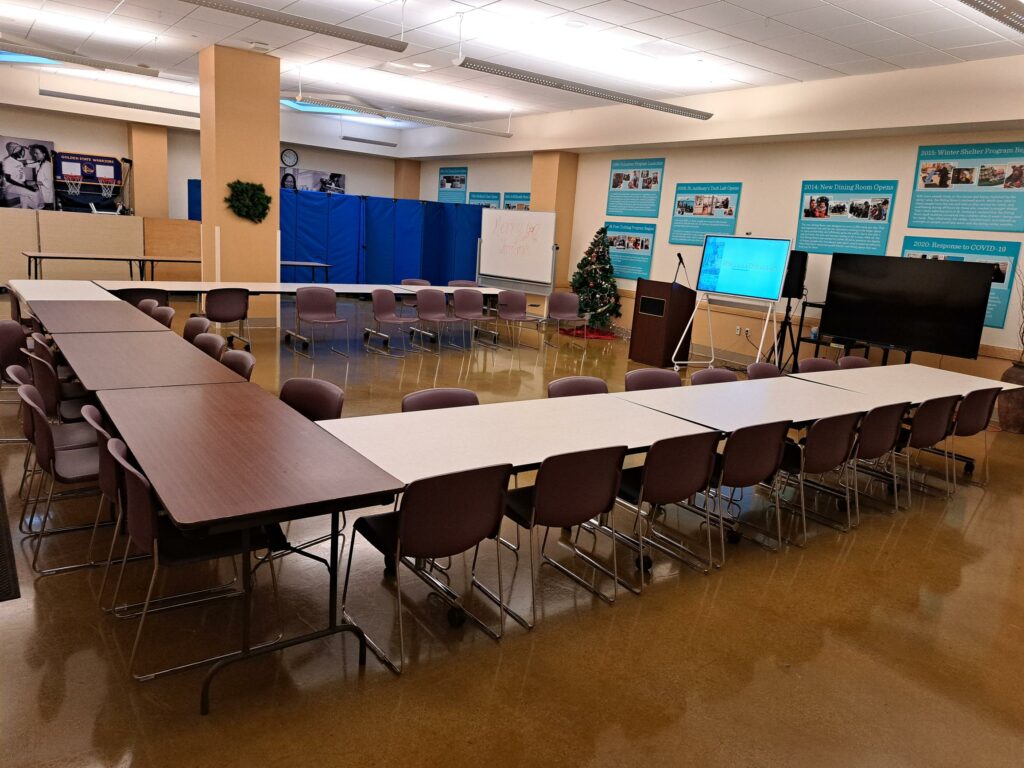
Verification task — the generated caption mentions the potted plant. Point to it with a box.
[997,269,1024,432]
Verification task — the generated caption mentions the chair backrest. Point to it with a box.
[371,289,398,318]
[497,290,527,319]
[204,288,249,323]
[857,402,910,461]
[415,288,447,318]
[625,368,681,392]
[398,464,513,559]
[113,288,169,308]
[9,294,24,325]
[801,412,864,475]
[401,278,430,286]
[399,279,427,306]
[0,320,27,379]
[547,291,579,319]
[137,299,158,316]
[640,432,720,506]
[452,289,484,316]
[798,357,838,373]
[296,286,338,318]
[82,404,120,501]
[221,349,255,381]
[448,280,477,287]
[280,377,345,421]
[906,395,961,449]
[746,362,781,380]
[193,332,227,361]
[150,305,175,328]
[25,351,59,418]
[106,438,158,554]
[5,364,30,387]
[718,420,791,488]
[838,355,873,370]
[954,387,1002,438]
[690,367,738,386]
[182,316,211,343]
[18,385,54,469]
[547,376,608,398]
[402,387,479,412]
[532,446,626,528]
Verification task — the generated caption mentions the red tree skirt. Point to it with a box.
[559,326,617,340]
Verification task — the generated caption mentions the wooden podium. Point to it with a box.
[628,279,696,368]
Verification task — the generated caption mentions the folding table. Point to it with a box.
[28,300,169,333]
[791,363,1022,404]
[8,279,118,302]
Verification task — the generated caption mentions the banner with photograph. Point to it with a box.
[795,180,898,255]
[438,166,468,203]
[1,135,56,210]
[280,168,345,193]
[901,235,1020,328]
[908,142,1024,233]
[468,192,500,208]
[606,158,665,218]
[606,222,655,280]
[503,192,530,210]
[669,182,742,245]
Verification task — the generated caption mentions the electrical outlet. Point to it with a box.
[744,327,751,337]
[735,326,741,335]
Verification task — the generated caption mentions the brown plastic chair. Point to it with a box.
[193,332,227,361]
[399,278,429,314]
[951,387,1001,486]
[113,288,169,308]
[402,387,479,412]
[342,463,513,673]
[615,431,720,581]
[897,394,961,503]
[780,411,864,542]
[25,347,88,422]
[137,299,159,316]
[448,280,477,287]
[150,306,175,328]
[838,355,872,369]
[496,290,539,349]
[415,288,461,351]
[502,445,627,628]
[221,349,255,381]
[625,368,681,392]
[691,367,738,385]
[106,438,277,681]
[853,401,910,515]
[452,289,497,348]
[366,289,417,356]
[182,316,211,344]
[0,319,29,397]
[287,286,348,358]
[197,288,250,350]
[798,357,839,373]
[280,377,344,421]
[547,376,607,398]
[747,362,781,380]
[545,291,589,347]
[18,385,99,575]
[712,420,791,558]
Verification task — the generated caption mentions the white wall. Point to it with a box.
[571,128,1024,350]
[0,104,128,158]
[418,156,533,203]
[281,143,395,198]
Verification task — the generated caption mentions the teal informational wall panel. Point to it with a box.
[795,180,898,255]
[606,158,665,218]
[606,221,655,280]
[669,182,742,246]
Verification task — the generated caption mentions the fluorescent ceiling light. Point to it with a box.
[0,50,59,65]
[287,96,513,138]
[179,0,408,52]
[0,2,156,44]
[0,42,159,76]
[281,98,416,129]
[956,0,1024,33]
[39,89,199,118]
[455,57,712,120]
[40,67,197,95]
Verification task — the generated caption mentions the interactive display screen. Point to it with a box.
[820,253,992,359]
[696,235,791,302]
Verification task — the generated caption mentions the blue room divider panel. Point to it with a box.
[295,191,330,283]
[327,194,362,283]
[393,199,425,282]
[420,201,449,285]
[362,196,396,284]
[279,189,298,282]
[452,203,483,281]
[187,179,201,222]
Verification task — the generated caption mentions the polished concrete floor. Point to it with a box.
[2,300,1024,768]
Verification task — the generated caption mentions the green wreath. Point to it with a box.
[224,180,272,223]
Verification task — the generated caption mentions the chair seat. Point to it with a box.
[780,440,803,475]
[56,364,75,382]
[60,381,89,400]
[503,486,535,529]
[616,465,643,506]
[299,312,347,324]
[419,313,460,324]
[548,313,583,322]
[53,445,99,483]
[59,398,89,422]
[500,313,536,323]
[352,511,399,556]
[156,517,271,564]
[53,421,98,450]
[378,314,417,325]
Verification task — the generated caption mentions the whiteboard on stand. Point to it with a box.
[478,208,557,294]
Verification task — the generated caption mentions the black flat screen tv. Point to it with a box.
[820,253,992,359]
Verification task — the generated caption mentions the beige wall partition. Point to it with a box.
[142,218,201,280]
[35,210,144,280]
[127,123,169,218]
[0,208,39,286]
[394,159,421,199]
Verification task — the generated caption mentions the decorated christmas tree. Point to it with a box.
[570,226,622,330]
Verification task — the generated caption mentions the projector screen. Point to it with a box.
[696,235,792,302]
[478,209,557,286]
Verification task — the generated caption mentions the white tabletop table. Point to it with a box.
[390,284,503,297]
[614,376,892,433]
[318,394,714,484]
[8,279,118,302]
[94,280,412,297]
[791,363,1020,404]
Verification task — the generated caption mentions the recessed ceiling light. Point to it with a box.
[565,20,586,28]
[412,62,432,69]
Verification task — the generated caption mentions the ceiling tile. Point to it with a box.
[631,0,714,12]
[913,26,1002,49]
[882,9,975,36]
[852,35,931,58]
[675,2,762,28]
[774,5,861,32]
[786,63,844,81]
[632,39,698,56]
[625,14,704,38]
[727,0,822,15]
[533,0,605,11]
[944,40,1024,60]
[713,40,815,73]
[818,22,901,47]
[830,57,900,74]
[719,18,799,42]
[578,0,661,25]
[832,0,938,21]
[883,49,962,67]
[669,29,747,51]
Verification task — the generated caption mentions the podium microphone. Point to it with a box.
[673,252,691,288]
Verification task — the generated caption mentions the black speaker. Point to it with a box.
[782,250,808,299]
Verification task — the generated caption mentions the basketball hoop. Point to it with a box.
[64,175,82,196]
[98,177,116,198]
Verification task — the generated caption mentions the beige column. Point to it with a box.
[530,151,579,288]
[199,44,280,323]
[126,123,168,218]
[394,159,421,199]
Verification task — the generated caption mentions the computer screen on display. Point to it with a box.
[696,236,791,302]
